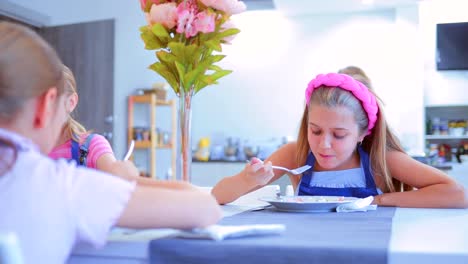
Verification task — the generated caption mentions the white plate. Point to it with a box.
[259,196,358,213]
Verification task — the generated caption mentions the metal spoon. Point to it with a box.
[272,165,311,175]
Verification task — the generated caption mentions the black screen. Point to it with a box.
[436,22,468,70]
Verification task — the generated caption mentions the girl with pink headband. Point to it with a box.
[212,72,467,208]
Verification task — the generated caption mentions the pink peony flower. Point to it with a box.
[176,2,198,38]
[140,0,146,10]
[140,0,162,11]
[200,0,247,15]
[193,11,216,34]
[147,2,178,29]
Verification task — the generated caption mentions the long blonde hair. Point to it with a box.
[62,65,88,142]
[296,74,409,193]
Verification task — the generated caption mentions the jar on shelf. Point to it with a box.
[431,117,440,135]
[133,127,144,141]
[142,128,150,141]
[439,119,449,135]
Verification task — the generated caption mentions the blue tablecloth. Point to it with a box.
[149,207,396,264]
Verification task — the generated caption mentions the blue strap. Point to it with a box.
[71,134,95,166]
[299,153,315,188]
[357,146,377,189]
[71,138,80,165]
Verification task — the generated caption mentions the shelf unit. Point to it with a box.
[425,105,468,148]
[425,135,468,140]
[127,94,176,179]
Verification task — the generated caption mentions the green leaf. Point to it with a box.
[140,26,163,50]
[210,69,232,82]
[175,61,186,89]
[208,65,223,71]
[152,23,170,39]
[206,54,226,64]
[194,77,210,93]
[185,63,209,90]
[199,31,217,43]
[217,28,241,39]
[156,51,180,87]
[168,42,185,59]
[149,62,179,94]
[156,50,176,64]
[203,70,231,85]
[168,42,201,66]
[204,40,222,52]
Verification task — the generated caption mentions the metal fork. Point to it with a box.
[272,165,311,175]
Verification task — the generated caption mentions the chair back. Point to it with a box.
[0,232,24,264]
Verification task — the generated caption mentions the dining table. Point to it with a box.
[69,198,468,264]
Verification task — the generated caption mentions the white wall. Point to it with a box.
[420,0,468,106]
[198,7,425,155]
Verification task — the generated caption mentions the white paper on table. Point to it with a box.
[109,223,286,242]
[336,196,378,213]
[108,228,181,241]
[177,224,286,241]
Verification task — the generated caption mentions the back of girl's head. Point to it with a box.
[0,22,64,123]
[338,66,367,77]
[338,66,372,90]
[0,22,64,175]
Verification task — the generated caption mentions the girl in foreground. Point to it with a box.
[0,21,221,264]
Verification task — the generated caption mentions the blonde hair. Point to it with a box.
[0,22,64,122]
[62,65,88,142]
[296,72,410,193]
[0,22,64,175]
[339,66,373,90]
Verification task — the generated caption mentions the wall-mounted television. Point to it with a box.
[436,22,468,70]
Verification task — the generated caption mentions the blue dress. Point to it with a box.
[297,146,380,198]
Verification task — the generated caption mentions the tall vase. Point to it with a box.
[177,89,193,182]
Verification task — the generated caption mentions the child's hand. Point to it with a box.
[242,157,274,186]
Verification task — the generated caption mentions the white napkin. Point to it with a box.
[176,224,286,241]
[336,196,377,213]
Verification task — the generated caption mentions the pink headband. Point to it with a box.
[305,73,378,135]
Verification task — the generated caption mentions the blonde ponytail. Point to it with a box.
[62,65,88,142]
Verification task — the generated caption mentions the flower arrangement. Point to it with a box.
[139,0,246,95]
[138,0,246,181]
